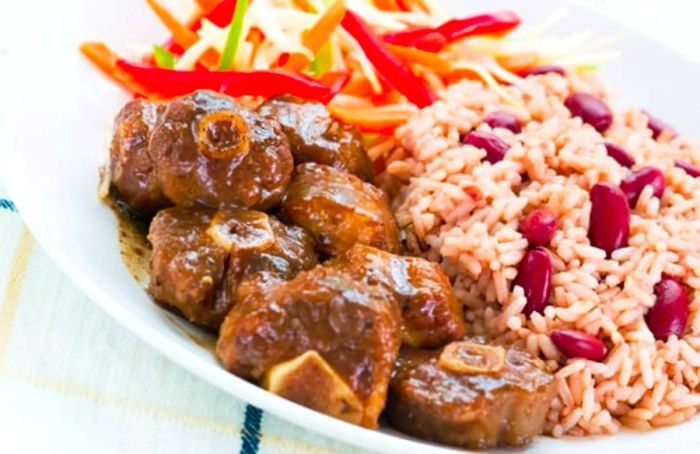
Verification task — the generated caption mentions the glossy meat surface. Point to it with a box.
[216,265,401,427]
[109,99,170,214]
[281,163,400,257]
[331,244,464,348]
[148,207,229,328]
[210,208,317,276]
[148,207,316,329]
[150,90,293,210]
[212,208,318,303]
[387,341,554,450]
[258,96,373,180]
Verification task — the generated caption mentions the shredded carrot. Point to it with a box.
[145,0,219,68]
[284,0,347,72]
[386,44,451,75]
[331,94,373,108]
[79,42,149,96]
[145,0,199,47]
[483,59,525,87]
[451,61,520,106]
[373,0,402,11]
[292,0,318,13]
[496,52,540,73]
[328,103,416,132]
[304,0,346,54]
[195,0,223,14]
[247,28,265,67]
[201,49,222,69]
[371,88,405,107]
[395,0,418,11]
[341,71,376,97]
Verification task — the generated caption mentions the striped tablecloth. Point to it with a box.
[0,180,365,454]
[2,1,700,453]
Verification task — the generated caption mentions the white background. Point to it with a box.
[1,1,700,453]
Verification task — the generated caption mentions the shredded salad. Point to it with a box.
[81,0,615,133]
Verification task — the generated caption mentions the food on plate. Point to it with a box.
[387,341,554,449]
[107,90,294,212]
[281,162,400,256]
[148,207,228,328]
[330,244,465,348]
[86,0,700,449]
[217,264,401,428]
[148,206,316,329]
[388,58,700,439]
[261,350,367,425]
[109,99,170,214]
[257,95,374,180]
[150,90,293,210]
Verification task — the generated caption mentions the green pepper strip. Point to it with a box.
[153,45,177,69]
[309,41,333,77]
[218,0,249,70]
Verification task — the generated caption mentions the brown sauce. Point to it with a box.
[105,193,217,354]
[164,313,217,353]
[106,196,151,286]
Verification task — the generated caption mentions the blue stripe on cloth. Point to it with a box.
[240,405,263,454]
[0,199,17,213]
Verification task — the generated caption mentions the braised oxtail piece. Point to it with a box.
[281,162,400,257]
[147,207,229,328]
[108,99,170,214]
[148,206,316,329]
[331,244,465,348]
[150,90,293,210]
[217,265,401,428]
[258,95,374,180]
[387,341,554,450]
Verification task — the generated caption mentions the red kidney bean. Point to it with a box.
[551,329,607,361]
[604,142,635,168]
[619,167,665,207]
[520,208,557,247]
[588,182,630,257]
[514,247,552,316]
[483,111,522,134]
[645,277,688,341]
[643,110,676,140]
[462,131,510,164]
[675,160,700,178]
[525,65,565,76]
[564,93,613,132]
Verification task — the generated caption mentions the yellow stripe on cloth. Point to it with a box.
[3,366,346,453]
[0,227,34,367]
[2,368,242,436]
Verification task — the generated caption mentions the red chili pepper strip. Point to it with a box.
[319,70,351,97]
[195,0,223,14]
[383,27,433,47]
[203,0,237,26]
[383,11,520,51]
[437,11,520,41]
[190,0,236,32]
[160,37,185,56]
[341,10,435,108]
[116,60,336,102]
[413,32,447,52]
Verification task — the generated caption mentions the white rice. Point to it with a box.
[371,70,700,436]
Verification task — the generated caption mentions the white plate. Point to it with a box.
[3,0,700,453]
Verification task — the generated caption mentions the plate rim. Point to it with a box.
[3,1,700,453]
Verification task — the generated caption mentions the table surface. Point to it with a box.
[1,1,699,453]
